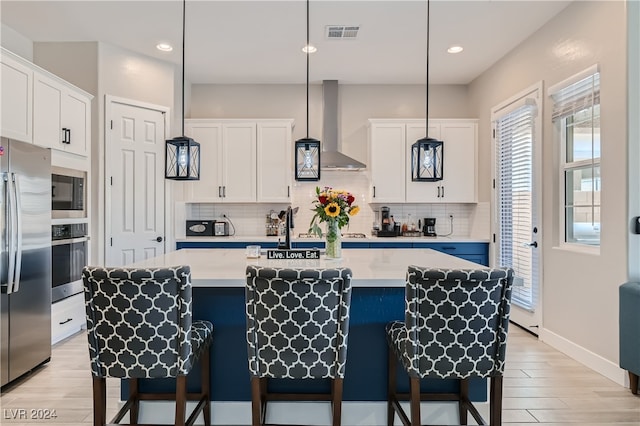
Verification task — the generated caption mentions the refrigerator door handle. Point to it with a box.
[5,173,16,294]
[12,174,22,292]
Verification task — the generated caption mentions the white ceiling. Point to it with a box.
[1,0,572,85]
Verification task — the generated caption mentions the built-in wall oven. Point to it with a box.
[51,223,88,303]
[52,166,86,219]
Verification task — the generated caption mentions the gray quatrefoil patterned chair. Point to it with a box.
[82,265,214,426]
[245,265,353,426]
[386,266,514,426]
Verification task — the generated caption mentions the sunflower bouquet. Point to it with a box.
[308,186,360,238]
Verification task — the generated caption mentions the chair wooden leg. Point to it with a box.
[251,377,262,426]
[409,377,420,426]
[201,347,211,426]
[331,378,344,426]
[92,377,106,426]
[260,377,267,423]
[459,378,468,425]
[489,376,503,426]
[175,375,187,426]
[129,378,139,424]
[387,349,397,426]
[629,371,639,395]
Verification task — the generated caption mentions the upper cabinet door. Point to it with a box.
[223,122,256,202]
[1,52,33,143]
[256,121,292,202]
[439,121,477,203]
[61,91,90,156]
[33,73,63,149]
[184,121,224,202]
[369,122,406,203]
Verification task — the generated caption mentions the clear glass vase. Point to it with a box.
[325,219,342,259]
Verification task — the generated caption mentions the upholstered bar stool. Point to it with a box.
[386,266,514,426]
[82,265,213,426]
[245,265,353,426]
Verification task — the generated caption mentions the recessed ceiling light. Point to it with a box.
[447,45,464,54]
[156,43,173,52]
[302,44,317,54]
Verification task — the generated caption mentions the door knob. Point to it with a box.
[524,241,538,248]
[154,236,163,243]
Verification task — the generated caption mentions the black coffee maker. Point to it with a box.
[423,218,437,237]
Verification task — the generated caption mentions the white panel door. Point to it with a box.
[257,121,292,202]
[185,121,223,201]
[223,122,256,202]
[108,101,165,266]
[369,122,406,203]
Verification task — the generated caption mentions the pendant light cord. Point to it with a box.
[425,0,430,138]
[181,0,186,136]
[306,0,310,139]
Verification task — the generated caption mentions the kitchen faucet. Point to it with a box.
[278,206,298,250]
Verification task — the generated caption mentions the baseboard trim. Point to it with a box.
[540,327,628,387]
[134,400,487,425]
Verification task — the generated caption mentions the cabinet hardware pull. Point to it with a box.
[61,128,68,144]
[218,186,222,197]
[441,185,444,198]
[59,318,73,325]
[287,186,290,197]
[373,186,376,198]
[437,186,441,198]
[223,186,226,197]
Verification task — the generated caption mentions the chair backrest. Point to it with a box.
[405,266,514,379]
[245,265,353,379]
[82,265,194,379]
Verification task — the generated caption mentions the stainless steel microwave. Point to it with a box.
[52,166,86,219]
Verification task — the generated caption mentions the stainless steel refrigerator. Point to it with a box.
[1,138,52,387]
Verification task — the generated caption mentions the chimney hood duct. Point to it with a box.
[321,80,366,170]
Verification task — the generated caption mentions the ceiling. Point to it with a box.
[1,0,572,85]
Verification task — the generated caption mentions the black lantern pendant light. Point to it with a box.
[295,0,321,181]
[165,0,200,180]
[411,0,443,182]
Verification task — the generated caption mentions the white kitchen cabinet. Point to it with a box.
[369,119,477,203]
[1,48,33,143]
[184,119,292,203]
[222,122,256,202]
[33,72,91,156]
[256,121,293,202]
[51,293,86,344]
[369,121,406,203]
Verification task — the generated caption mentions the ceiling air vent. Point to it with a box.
[326,25,360,39]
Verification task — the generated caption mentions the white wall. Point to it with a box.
[1,23,33,60]
[190,83,470,165]
[468,0,627,378]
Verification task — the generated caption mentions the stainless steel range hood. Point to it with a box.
[321,80,366,170]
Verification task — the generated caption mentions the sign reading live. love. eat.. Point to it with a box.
[266,249,320,260]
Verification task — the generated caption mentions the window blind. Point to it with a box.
[495,102,538,310]
[551,72,600,120]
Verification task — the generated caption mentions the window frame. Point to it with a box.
[550,66,601,251]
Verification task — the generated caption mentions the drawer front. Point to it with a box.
[51,293,86,344]
[412,242,488,255]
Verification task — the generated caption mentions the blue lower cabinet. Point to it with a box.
[176,241,278,250]
[412,242,489,266]
[368,241,412,249]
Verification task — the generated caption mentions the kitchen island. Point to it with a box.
[127,248,491,425]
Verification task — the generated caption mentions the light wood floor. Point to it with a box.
[0,326,638,425]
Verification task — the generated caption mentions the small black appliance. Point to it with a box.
[423,217,437,237]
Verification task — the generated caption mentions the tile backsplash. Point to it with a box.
[182,170,490,239]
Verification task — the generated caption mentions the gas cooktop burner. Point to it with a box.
[297,232,367,239]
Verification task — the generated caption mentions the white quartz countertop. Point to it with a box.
[175,235,489,243]
[128,248,484,288]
